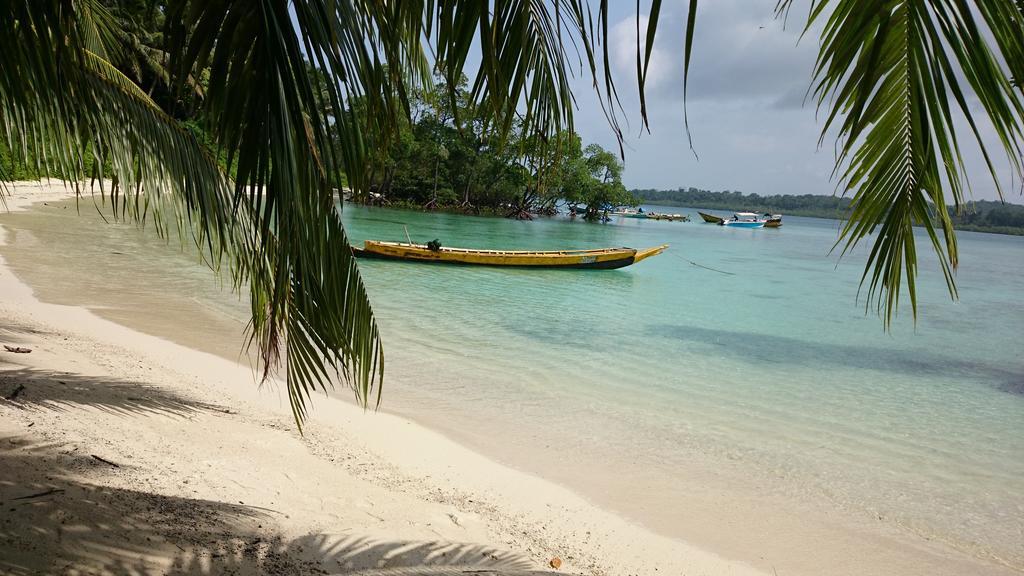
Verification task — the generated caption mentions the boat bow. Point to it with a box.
[633,244,669,264]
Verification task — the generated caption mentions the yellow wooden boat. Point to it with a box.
[698,211,724,224]
[352,240,668,269]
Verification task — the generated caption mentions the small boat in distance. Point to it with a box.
[611,208,649,219]
[720,212,765,228]
[698,211,724,224]
[647,212,689,222]
[352,241,668,269]
[701,211,783,227]
[612,208,689,222]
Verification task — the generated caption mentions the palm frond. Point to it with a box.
[667,1,1024,326]
[2,0,635,426]
[783,0,1024,326]
[1,1,272,414]
[84,49,162,109]
[163,0,404,422]
[434,1,626,156]
[2,0,242,249]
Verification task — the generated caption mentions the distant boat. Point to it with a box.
[613,209,688,222]
[611,208,649,219]
[720,212,766,228]
[764,214,783,227]
[647,212,689,222]
[352,240,669,269]
[698,211,724,224]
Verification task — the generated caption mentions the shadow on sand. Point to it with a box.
[0,365,225,418]
[0,434,536,576]
[0,363,538,575]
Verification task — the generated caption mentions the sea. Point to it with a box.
[2,199,1021,575]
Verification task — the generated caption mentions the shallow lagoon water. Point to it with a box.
[344,206,1024,571]
[2,200,1022,574]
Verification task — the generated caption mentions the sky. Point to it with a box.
[567,0,1019,202]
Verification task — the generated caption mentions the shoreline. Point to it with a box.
[0,180,765,575]
[629,197,1024,237]
[343,196,1024,237]
[2,180,1019,576]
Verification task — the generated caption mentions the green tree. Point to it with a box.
[579,143,635,219]
[358,75,594,218]
[558,136,637,219]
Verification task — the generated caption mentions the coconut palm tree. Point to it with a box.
[1,1,1021,425]
[0,1,618,425]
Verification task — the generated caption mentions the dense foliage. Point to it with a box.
[948,201,1024,236]
[352,77,637,220]
[635,188,1024,236]
[0,0,198,181]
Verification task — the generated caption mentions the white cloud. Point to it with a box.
[610,14,674,93]
[565,0,1014,201]
[608,0,817,104]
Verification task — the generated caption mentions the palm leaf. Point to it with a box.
[669,1,1024,327]
[434,1,627,156]
[800,0,1024,325]
[163,0,401,423]
[2,0,635,426]
[3,2,394,426]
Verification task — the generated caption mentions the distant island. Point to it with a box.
[633,187,1024,236]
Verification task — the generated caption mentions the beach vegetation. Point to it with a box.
[349,75,637,219]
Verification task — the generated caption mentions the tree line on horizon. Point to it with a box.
[633,187,1024,236]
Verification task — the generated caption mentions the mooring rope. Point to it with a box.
[671,253,735,276]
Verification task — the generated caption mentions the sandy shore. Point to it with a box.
[0,181,766,575]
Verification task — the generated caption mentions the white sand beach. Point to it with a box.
[0,181,767,575]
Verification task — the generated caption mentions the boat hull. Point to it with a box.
[352,241,668,269]
[721,221,765,228]
[698,211,724,224]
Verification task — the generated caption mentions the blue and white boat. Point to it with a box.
[720,212,766,228]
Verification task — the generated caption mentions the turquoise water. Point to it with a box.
[342,204,1024,571]
[1,201,1022,574]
